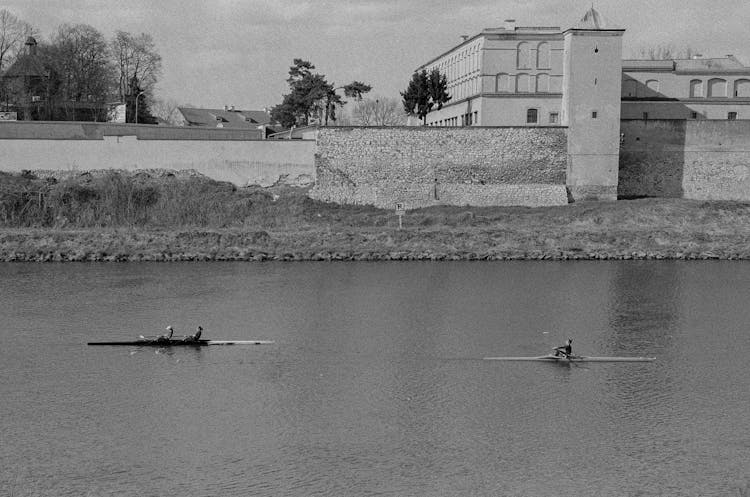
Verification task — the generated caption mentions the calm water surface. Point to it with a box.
[1,261,749,497]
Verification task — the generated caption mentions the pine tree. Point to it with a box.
[401,69,450,124]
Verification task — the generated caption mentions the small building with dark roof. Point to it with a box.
[176,106,284,137]
[1,37,53,120]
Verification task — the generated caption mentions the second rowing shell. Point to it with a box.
[484,355,656,362]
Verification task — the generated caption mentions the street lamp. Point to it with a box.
[134,91,145,123]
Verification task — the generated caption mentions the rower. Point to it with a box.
[185,326,203,342]
[553,338,572,357]
[157,325,174,342]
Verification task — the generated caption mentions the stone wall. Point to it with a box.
[310,126,568,209]
[619,120,750,200]
[0,121,316,188]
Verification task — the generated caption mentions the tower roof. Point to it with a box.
[570,7,623,31]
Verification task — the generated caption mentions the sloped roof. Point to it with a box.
[2,53,48,79]
[622,56,750,74]
[674,56,750,72]
[622,60,676,71]
[569,7,623,31]
[177,107,276,128]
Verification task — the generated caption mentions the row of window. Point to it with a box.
[689,79,750,98]
[623,78,750,98]
[430,41,556,89]
[496,73,562,93]
[427,111,479,127]
[448,76,481,102]
[638,111,740,120]
[431,42,482,87]
[426,109,565,126]
[527,109,560,124]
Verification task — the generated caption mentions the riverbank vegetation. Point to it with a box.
[2,170,750,261]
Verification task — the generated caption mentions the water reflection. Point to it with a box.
[607,260,682,349]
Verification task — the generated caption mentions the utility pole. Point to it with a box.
[135,91,145,123]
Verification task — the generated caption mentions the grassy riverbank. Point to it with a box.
[2,170,750,261]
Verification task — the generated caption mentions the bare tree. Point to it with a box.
[0,9,33,73]
[151,97,181,125]
[352,97,407,126]
[47,24,113,120]
[631,44,703,60]
[110,31,162,102]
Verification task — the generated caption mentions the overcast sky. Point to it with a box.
[4,1,748,110]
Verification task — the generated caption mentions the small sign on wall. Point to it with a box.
[0,112,18,121]
[395,202,405,229]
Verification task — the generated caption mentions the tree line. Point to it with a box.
[271,59,451,128]
[0,8,162,123]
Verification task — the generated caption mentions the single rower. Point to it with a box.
[553,338,572,357]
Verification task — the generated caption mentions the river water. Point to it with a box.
[1,261,749,497]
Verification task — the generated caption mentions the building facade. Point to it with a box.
[621,56,750,120]
[417,9,750,126]
[417,7,625,200]
[417,20,566,127]
[176,106,283,137]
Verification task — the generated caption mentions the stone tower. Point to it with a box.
[561,8,625,201]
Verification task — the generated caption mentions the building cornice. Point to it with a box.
[621,98,750,105]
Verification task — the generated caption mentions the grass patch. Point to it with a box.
[3,171,750,260]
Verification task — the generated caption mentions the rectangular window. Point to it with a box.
[474,111,478,124]
[642,112,648,120]
[690,112,698,119]
[592,111,598,119]
[526,108,538,124]
[728,112,738,120]
[549,112,559,124]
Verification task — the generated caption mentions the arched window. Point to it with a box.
[622,79,637,97]
[645,79,660,97]
[536,42,550,69]
[708,78,727,97]
[536,73,550,92]
[689,79,703,98]
[517,42,530,69]
[735,79,750,98]
[516,73,531,92]
[496,73,511,92]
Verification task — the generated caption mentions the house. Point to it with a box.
[1,36,52,120]
[176,106,284,137]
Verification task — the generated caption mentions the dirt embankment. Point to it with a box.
[2,170,750,261]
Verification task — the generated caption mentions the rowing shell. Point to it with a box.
[87,339,274,347]
[484,354,655,362]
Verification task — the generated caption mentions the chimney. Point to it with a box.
[230,105,235,111]
[504,19,516,31]
[223,105,228,111]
